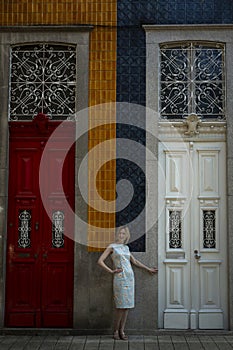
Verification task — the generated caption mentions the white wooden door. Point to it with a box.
[158,141,228,329]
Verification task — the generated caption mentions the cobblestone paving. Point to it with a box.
[1,335,233,350]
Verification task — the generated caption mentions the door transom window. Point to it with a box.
[160,42,225,121]
[9,43,76,120]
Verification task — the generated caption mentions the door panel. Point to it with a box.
[42,263,72,327]
[199,151,219,197]
[15,148,39,196]
[6,140,41,327]
[5,120,75,328]
[158,141,228,329]
[40,140,75,327]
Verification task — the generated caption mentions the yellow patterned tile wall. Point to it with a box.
[0,0,117,251]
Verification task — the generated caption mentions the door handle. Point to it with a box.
[35,222,39,231]
[194,249,201,260]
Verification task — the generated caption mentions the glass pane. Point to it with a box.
[195,82,224,118]
[160,47,188,82]
[18,210,31,248]
[9,44,76,120]
[52,211,65,248]
[160,42,225,120]
[169,210,182,249]
[203,210,216,249]
[161,82,189,119]
[160,46,189,120]
[194,46,223,81]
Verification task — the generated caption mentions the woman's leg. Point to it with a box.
[119,309,129,333]
[114,308,124,331]
[113,308,129,340]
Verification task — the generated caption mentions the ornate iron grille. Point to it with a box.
[9,43,76,120]
[160,42,225,120]
[18,210,31,248]
[52,211,65,248]
[169,210,182,249]
[203,210,216,249]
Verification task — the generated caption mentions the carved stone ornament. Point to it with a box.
[183,114,202,136]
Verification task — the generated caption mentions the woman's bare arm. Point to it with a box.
[97,246,122,274]
[130,254,158,274]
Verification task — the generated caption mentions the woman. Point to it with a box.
[97,226,158,340]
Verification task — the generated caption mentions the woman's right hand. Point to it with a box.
[112,268,123,274]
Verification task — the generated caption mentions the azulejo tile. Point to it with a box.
[116,0,233,251]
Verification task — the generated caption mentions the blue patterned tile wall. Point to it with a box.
[116,0,233,251]
[116,103,146,252]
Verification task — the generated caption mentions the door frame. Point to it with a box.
[144,24,233,330]
[0,26,91,328]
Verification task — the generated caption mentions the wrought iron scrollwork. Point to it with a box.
[169,210,182,249]
[52,211,65,248]
[160,42,225,120]
[18,210,31,248]
[9,43,76,120]
[203,210,216,249]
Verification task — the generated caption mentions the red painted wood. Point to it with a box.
[5,118,75,328]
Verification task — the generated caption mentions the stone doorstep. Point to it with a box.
[0,328,233,336]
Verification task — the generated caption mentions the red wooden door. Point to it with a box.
[5,116,75,328]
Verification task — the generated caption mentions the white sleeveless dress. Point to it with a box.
[109,243,135,308]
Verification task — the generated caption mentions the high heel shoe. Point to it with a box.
[119,330,128,341]
[113,330,120,340]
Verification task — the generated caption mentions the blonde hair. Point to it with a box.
[116,226,130,244]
